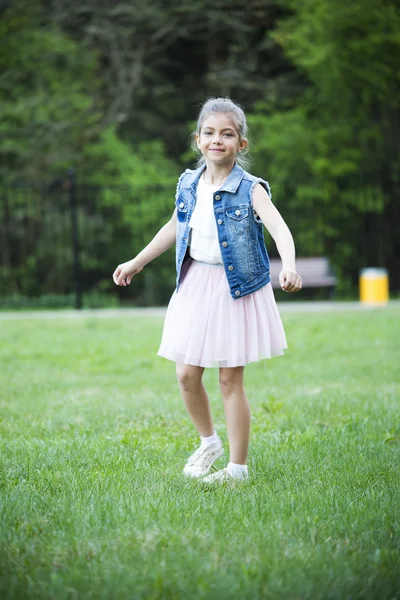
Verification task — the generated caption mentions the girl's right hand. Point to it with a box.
[113,259,143,287]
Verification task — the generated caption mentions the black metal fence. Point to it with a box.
[0,172,397,308]
[0,171,176,308]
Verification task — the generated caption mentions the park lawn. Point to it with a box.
[0,308,399,599]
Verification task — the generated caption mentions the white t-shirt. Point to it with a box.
[188,175,223,264]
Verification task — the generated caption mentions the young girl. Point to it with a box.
[113,98,302,483]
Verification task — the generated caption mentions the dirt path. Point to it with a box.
[1,301,399,320]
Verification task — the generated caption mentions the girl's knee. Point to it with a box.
[219,367,244,395]
[176,364,203,389]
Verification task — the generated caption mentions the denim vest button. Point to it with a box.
[179,202,184,208]
[228,265,234,271]
[235,210,241,216]
[215,195,221,200]
[217,219,222,225]
[235,290,241,296]
[222,242,228,247]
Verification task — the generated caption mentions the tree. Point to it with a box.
[250,0,400,290]
[0,2,101,181]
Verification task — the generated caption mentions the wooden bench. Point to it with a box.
[269,257,337,290]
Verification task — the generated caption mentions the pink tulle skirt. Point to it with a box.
[157,260,287,368]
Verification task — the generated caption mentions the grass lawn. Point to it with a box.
[0,308,399,599]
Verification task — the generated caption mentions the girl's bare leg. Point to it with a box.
[219,366,250,464]
[176,364,214,437]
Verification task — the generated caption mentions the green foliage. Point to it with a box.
[82,127,178,188]
[0,2,101,181]
[248,0,400,289]
[82,127,180,303]
[275,0,400,109]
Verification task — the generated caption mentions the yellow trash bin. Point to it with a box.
[359,268,389,305]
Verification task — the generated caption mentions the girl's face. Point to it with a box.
[196,113,247,167]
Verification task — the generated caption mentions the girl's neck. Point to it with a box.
[202,162,234,186]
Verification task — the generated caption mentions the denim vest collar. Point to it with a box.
[181,162,245,194]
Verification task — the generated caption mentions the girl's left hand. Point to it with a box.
[279,269,302,292]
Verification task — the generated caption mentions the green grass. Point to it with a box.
[0,308,399,599]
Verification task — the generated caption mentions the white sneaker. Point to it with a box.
[202,468,248,484]
[183,441,224,478]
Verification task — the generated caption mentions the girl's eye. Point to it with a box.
[202,131,235,137]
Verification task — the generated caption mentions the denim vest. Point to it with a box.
[175,163,272,300]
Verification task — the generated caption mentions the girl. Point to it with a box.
[113,98,302,483]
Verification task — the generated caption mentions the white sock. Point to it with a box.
[226,462,248,479]
[200,431,220,447]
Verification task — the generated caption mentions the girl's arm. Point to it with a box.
[113,209,177,287]
[252,184,302,293]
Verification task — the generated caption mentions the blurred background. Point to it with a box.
[0,0,399,309]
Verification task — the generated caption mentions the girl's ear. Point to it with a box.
[238,138,248,152]
[195,134,200,148]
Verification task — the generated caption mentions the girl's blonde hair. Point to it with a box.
[190,97,250,169]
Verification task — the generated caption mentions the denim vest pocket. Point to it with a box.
[176,199,188,223]
[226,207,249,222]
